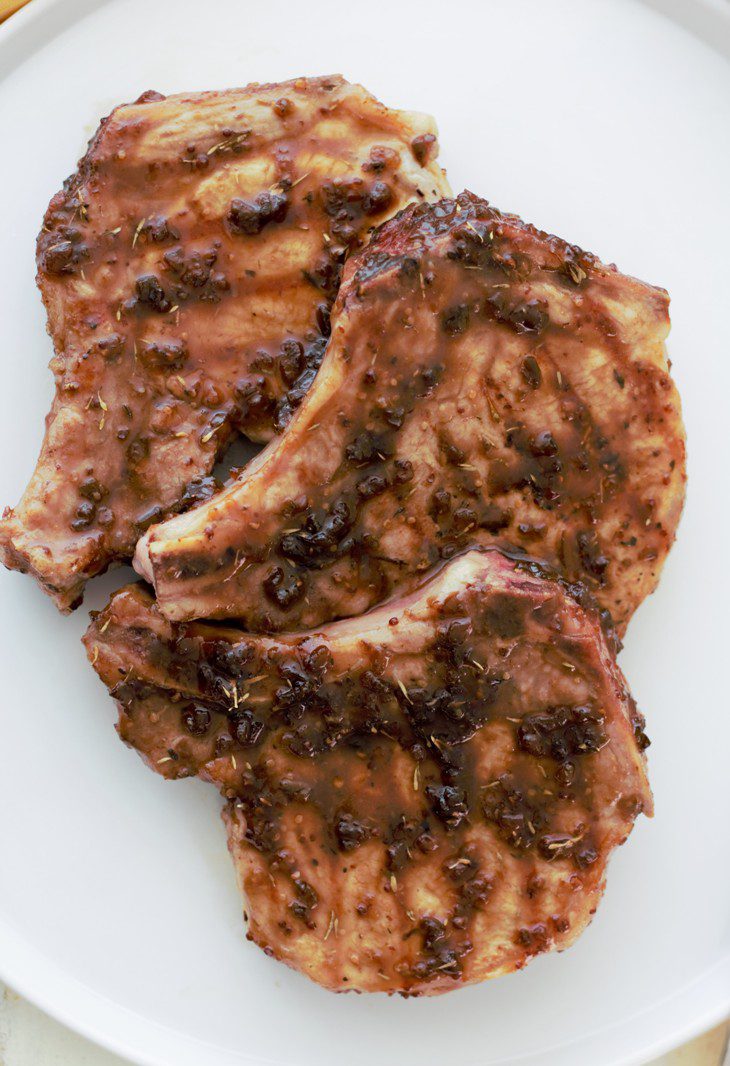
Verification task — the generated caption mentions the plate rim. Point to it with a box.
[1,914,729,1066]
[0,0,728,1063]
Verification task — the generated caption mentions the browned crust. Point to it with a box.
[139,191,686,635]
[85,549,651,994]
[1,76,450,609]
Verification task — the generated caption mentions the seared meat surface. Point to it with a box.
[136,192,686,635]
[86,549,650,995]
[0,75,449,610]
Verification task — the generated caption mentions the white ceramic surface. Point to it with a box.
[0,1,728,1064]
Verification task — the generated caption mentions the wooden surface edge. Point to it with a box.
[0,0,31,25]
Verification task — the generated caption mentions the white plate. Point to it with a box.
[0,0,728,1063]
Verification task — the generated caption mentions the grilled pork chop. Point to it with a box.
[86,549,651,995]
[0,76,449,611]
[136,192,686,636]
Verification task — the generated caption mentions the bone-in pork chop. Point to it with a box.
[136,192,686,635]
[0,76,449,610]
[85,549,651,995]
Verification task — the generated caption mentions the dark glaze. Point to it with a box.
[1,76,449,609]
[86,550,651,995]
[141,192,686,635]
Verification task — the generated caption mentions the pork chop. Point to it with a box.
[85,549,651,995]
[136,192,686,636]
[0,75,449,610]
